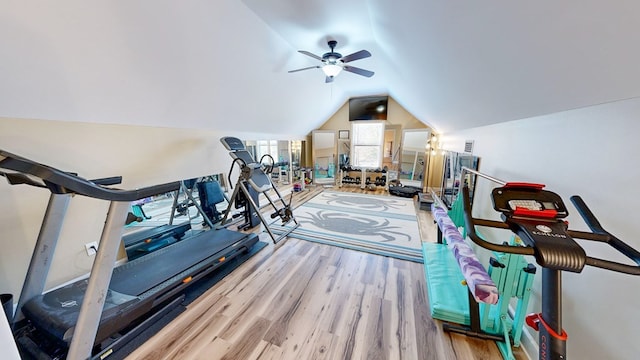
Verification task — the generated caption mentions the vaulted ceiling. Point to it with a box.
[2,1,640,137]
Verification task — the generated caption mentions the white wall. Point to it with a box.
[0,1,341,137]
[443,98,640,360]
[0,117,289,301]
[0,306,19,360]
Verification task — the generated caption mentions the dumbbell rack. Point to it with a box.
[338,166,388,189]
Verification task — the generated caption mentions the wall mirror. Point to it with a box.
[383,125,401,170]
[312,130,337,185]
[440,150,480,208]
[244,140,257,160]
[290,140,305,183]
[399,129,430,187]
[273,140,291,184]
[123,173,227,260]
[337,134,350,169]
[245,140,296,184]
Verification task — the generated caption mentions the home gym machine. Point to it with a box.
[0,149,259,359]
[220,137,299,244]
[169,176,229,228]
[460,168,640,360]
[123,177,228,260]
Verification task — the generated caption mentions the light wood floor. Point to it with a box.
[126,185,527,360]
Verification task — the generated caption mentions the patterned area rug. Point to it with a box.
[276,191,423,262]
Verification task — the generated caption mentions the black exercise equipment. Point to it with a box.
[196,180,226,224]
[170,178,214,228]
[233,183,260,231]
[220,137,299,244]
[169,176,232,229]
[123,222,192,260]
[389,184,422,198]
[124,178,226,260]
[0,149,259,359]
[461,170,640,360]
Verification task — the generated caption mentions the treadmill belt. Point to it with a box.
[110,228,250,295]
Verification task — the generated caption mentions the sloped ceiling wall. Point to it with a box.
[0,1,350,137]
[2,1,640,136]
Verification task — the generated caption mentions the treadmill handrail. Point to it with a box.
[0,150,180,201]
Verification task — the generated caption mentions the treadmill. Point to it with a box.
[0,149,259,359]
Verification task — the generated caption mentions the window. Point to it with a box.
[256,140,278,160]
[351,122,384,168]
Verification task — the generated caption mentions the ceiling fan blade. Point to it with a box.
[343,65,374,78]
[288,65,321,73]
[298,50,323,61]
[325,76,334,83]
[340,50,371,63]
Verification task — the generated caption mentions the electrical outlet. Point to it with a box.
[85,242,98,256]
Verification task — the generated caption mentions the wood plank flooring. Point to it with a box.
[126,185,527,360]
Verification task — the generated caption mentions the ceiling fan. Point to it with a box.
[288,40,374,83]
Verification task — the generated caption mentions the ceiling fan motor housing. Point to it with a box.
[323,40,341,64]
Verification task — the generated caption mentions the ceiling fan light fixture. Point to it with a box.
[322,64,342,77]
[289,40,373,81]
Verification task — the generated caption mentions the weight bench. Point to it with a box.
[423,197,535,360]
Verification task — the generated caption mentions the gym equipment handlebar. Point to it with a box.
[462,185,640,276]
[462,186,535,256]
[0,150,180,201]
[569,195,640,275]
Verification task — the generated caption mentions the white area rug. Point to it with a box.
[277,191,423,262]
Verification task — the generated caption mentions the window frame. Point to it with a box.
[350,121,385,169]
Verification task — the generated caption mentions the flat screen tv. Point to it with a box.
[349,96,388,121]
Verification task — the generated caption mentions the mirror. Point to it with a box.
[383,125,401,171]
[338,133,350,169]
[123,174,228,260]
[244,140,257,160]
[291,140,306,185]
[243,140,293,185]
[399,129,430,187]
[440,151,480,208]
[122,137,311,261]
[274,140,291,184]
[312,130,337,185]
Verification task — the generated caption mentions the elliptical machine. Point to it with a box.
[461,170,640,360]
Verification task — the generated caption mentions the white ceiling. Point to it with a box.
[2,1,640,136]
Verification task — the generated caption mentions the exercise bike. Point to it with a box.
[461,173,640,360]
